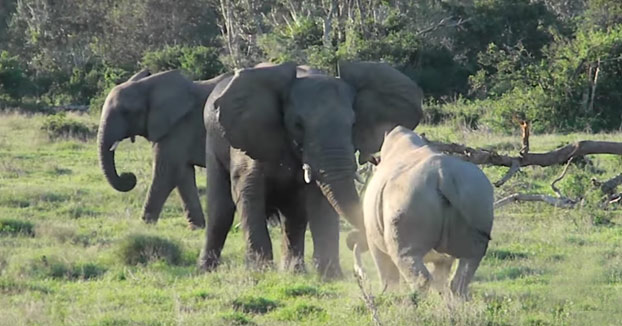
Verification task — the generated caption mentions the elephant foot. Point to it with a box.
[142,212,159,225]
[281,257,306,274]
[198,252,221,272]
[245,253,275,272]
[314,259,343,280]
[187,218,206,231]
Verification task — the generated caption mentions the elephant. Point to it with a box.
[97,69,230,229]
[200,61,423,278]
[348,126,494,297]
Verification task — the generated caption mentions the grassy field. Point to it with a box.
[1,112,622,326]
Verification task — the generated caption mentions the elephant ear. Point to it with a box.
[215,62,297,162]
[146,71,196,141]
[338,61,423,164]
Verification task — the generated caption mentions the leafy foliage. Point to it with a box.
[1,0,622,132]
[40,113,97,140]
[232,296,279,314]
[0,218,34,236]
[142,45,225,80]
[117,233,182,266]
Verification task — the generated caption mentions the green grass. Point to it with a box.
[1,112,622,325]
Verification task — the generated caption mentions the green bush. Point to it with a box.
[0,50,33,102]
[274,303,326,321]
[220,312,255,325]
[0,218,35,236]
[117,233,182,266]
[142,45,224,80]
[258,17,324,66]
[40,113,97,140]
[88,65,133,116]
[281,284,320,298]
[232,296,279,314]
[25,256,106,280]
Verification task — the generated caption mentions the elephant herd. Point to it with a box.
[96,61,494,297]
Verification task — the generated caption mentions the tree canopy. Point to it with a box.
[1,0,621,132]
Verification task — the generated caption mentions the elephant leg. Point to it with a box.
[277,198,307,273]
[176,165,205,230]
[306,185,343,279]
[199,156,235,272]
[235,168,273,269]
[142,158,177,224]
[450,256,483,299]
[370,245,400,290]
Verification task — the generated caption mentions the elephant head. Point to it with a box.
[97,69,198,192]
[213,61,423,231]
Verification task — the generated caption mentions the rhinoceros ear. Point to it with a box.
[128,69,151,82]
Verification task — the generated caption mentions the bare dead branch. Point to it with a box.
[416,17,472,37]
[353,244,383,326]
[494,193,577,209]
[494,159,520,187]
[422,136,622,168]
[551,157,574,198]
[591,173,622,195]
[520,120,530,155]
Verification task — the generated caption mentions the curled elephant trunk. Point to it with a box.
[97,117,136,192]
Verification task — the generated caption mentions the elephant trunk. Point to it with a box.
[97,113,136,192]
[309,144,366,232]
[318,177,366,231]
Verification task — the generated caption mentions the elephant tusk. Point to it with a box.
[130,136,136,143]
[354,172,365,184]
[109,141,121,152]
[302,163,313,184]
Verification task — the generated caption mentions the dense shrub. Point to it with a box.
[474,24,622,133]
[23,256,106,280]
[0,218,35,236]
[117,233,182,266]
[41,114,97,140]
[142,45,225,80]
[0,51,32,102]
[232,296,279,314]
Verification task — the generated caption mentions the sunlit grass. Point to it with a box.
[1,112,622,325]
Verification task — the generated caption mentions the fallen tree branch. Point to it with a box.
[422,137,622,167]
[494,193,577,209]
[551,157,574,198]
[591,173,622,195]
[494,159,520,187]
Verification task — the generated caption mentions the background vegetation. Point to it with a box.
[0,0,622,132]
[2,0,622,324]
[2,113,622,325]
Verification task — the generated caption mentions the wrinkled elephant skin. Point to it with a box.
[97,69,230,229]
[199,62,424,278]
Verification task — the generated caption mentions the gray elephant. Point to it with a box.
[97,69,230,229]
[200,62,423,278]
[349,126,494,297]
